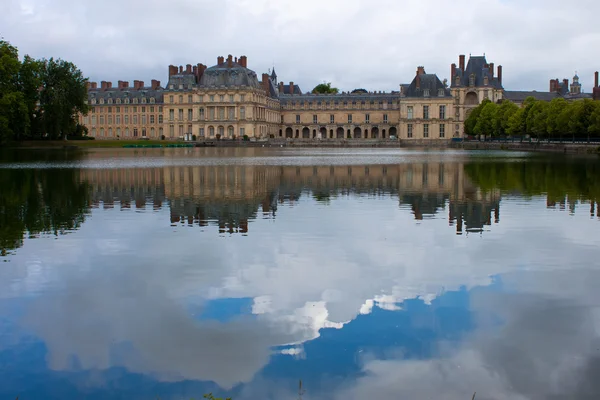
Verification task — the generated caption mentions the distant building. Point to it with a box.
[79,54,598,141]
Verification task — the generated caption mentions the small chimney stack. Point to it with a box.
[262,73,270,96]
[151,80,160,89]
[227,54,233,68]
[595,71,599,88]
[451,63,456,79]
[118,80,127,89]
[186,64,192,73]
[91,82,97,89]
[459,54,466,71]
[563,78,569,89]
[86,82,92,90]
[279,81,284,94]
[106,82,112,89]
[168,65,178,76]
[239,56,247,68]
[416,66,426,76]
[550,79,557,92]
[289,81,294,95]
[497,65,503,86]
[101,81,108,90]
[489,62,494,77]
[217,56,225,65]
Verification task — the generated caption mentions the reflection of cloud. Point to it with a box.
[3,194,600,391]
[333,275,600,400]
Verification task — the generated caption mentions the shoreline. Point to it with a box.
[5,139,600,155]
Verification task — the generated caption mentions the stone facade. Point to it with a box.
[80,53,508,141]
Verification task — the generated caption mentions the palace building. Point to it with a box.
[80,54,598,141]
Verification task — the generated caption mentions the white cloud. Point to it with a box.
[1,0,599,91]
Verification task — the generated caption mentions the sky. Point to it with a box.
[2,0,600,93]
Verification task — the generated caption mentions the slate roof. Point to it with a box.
[403,73,451,98]
[279,92,397,106]
[88,87,164,102]
[282,84,302,95]
[452,55,503,89]
[166,73,198,91]
[503,91,561,102]
[198,62,261,89]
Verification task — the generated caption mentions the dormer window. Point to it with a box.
[438,88,445,97]
[423,89,430,97]
[179,84,183,90]
[91,98,97,105]
[125,98,130,104]
[133,98,138,104]
[169,84,174,90]
[99,98,105,104]
[116,98,121,104]
[142,97,147,104]
[455,76,461,86]
[483,76,489,86]
[107,98,113,104]
[469,74,475,87]
[150,97,155,104]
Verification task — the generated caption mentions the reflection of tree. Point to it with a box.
[400,194,449,220]
[465,159,600,206]
[0,166,91,254]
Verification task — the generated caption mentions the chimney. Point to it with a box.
[138,81,144,89]
[227,54,233,68]
[459,54,466,71]
[186,64,192,74]
[178,65,183,74]
[416,66,426,76]
[416,74,421,89]
[133,80,139,89]
[86,82,92,90]
[550,79,557,92]
[489,62,494,77]
[91,82,97,89]
[595,71,599,88]
[239,56,247,68]
[101,81,107,90]
[262,73,270,96]
[217,56,225,65]
[151,79,160,89]
[563,78,569,89]
[289,82,294,95]
[497,65,503,85]
[118,80,127,89]
[168,65,178,76]
[279,81,284,94]
[451,63,456,79]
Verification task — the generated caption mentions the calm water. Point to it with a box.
[1,148,600,400]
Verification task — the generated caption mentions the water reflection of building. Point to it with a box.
[78,162,501,234]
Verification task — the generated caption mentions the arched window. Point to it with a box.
[125,98,130,104]
[142,97,147,104]
[133,98,138,104]
[150,97,155,104]
[107,98,113,104]
[116,98,121,104]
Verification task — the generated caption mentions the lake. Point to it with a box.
[1,147,600,400]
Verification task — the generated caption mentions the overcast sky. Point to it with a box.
[2,0,600,92]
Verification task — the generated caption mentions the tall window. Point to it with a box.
[240,94,245,102]
[407,106,413,119]
[169,125,174,137]
[229,95,234,102]
[116,127,121,137]
[116,115,121,124]
[150,115,155,124]
[365,114,370,123]
[439,105,446,120]
[240,127,245,137]
[199,127,205,137]
[133,115,138,124]
[188,95,193,103]
[179,95,183,103]
[423,124,429,138]
[348,114,352,123]
[330,114,334,123]
[141,115,146,124]
[150,127,155,137]
[210,95,215,102]
[439,124,445,138]
[383,114,388,123]
[313,115,317,124]
[296,114,300,123]
[228,107,235,120]
[209,126,215,136]
[124,115,129,124]
[159,127,163,137]
[188,109,193,121]
[125,128,129,137]
[423,106,429,120]
[107,115,112,124]
[169,109,174,121]
[218,126,224,137]
[219,95,224,102]
[240,107,245,119]
[133,128,139,137]
[199,108,205,120]
[407,124,413,138]
[218,107,225,120]
[99,116,104,124]
[178,109,183,121]
[159,115,163,123]
[209,108,215,120]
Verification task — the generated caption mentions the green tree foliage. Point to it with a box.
[0,39,89,144]
[312,82,339,94]
[465,94,600,141]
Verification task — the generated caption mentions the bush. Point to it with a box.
[161,135,165,140]
[243,134,249,141]
[192,134,197,141]
[216,134,221,140]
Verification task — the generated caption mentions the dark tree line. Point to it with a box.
[0,39,89,145]
[465,97,600,141]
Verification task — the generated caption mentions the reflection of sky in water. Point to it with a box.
[1,160,600,398]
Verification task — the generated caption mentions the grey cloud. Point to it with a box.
[2,0,599,91]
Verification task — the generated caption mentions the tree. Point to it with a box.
[37,58,90,140]
[526,101,549,139]
[0,40,28,144]
[493,100,519,137]
[506,107,526,138]
[588,102,600,139]
[312,82,339,94]
[464,99,491,137]
[473,101,497,138]
[546,98,568,140]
